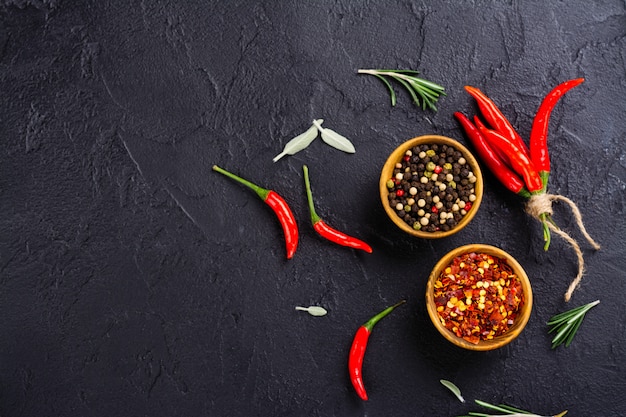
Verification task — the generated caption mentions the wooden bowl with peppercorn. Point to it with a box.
[425,244,533,351]
[379,135,483,238]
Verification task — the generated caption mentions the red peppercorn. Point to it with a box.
[396,189,405,197]
[434,165,442,174]
[403,155,411,161]
[431,206,438,214]
[464,202,472,211]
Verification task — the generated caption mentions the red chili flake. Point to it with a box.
[434,165,443,174]
[433,252,525,344]
[396,189,405,197]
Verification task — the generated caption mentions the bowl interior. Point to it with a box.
[379,135,483,239]
[425,244,533,351]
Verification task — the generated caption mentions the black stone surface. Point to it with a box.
[1,1,625,416]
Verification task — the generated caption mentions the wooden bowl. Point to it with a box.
[379,135,483,239]
[425,244,533,351]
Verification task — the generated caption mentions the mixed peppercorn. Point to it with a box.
[433,252,525,345]
[386,143,477,232]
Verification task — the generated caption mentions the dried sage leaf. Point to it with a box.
[295,306,328,317]
[440,379,465,403]
[313,119,355,154]
[273,119,323,162]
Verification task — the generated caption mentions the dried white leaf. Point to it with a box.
[295,306,328,317]
[273,119,323,162]
[440,379,465,403]
[313,120,355,154]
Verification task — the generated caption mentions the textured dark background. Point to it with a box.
[1,1,625,416]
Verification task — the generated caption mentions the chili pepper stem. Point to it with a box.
[362,300,406,331]
[212,165,270,200]
[302,165,322,224]
[540,212,552,251]
[540,171,550,193]
[518,188,532,199]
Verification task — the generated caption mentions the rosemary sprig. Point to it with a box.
[357,69,446,111]
[458,399,567,417]
[547,300,600,349]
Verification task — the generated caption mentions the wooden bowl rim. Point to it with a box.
[379,135,483,239]
[425,244,533,351]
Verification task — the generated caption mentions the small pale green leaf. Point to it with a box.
[320,129,356,153]
[273,119,323,162]
[295,306,328,317]
[312,120,355,154]
[440,379,465,403]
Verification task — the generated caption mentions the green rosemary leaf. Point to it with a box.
[358,68,445,112]
[547,303,590,324]
[463,399,565,417]
[548,300,599,349]
[410,76,447,93]
[563,315,583,347]
[371,74,397,106]
[440,379,465,403]
[378,69,421,75]
[498,404,532,414]
[395,77,421,107]
[474,400,519,414]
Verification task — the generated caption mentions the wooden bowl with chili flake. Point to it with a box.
[425,244,533,351]
[379,135,483,239]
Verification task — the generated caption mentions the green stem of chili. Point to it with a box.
[212,165,270,201]
[362,300,406,331]
[540,212,551,251]
[302,165,321,224]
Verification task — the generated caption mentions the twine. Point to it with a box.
[525,193,601,302]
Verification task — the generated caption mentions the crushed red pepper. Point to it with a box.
[434,252,525,344]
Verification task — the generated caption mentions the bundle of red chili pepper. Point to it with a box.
[454,79,600,301]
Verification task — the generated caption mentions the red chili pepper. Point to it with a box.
[454,112,531,198]
[530,78,584,187]
[348,300,406,401]
[213,165,299,259]
[302,165,372,253]
[472,115,512,168]
[464,85,530,157]
[477,126,544,193]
